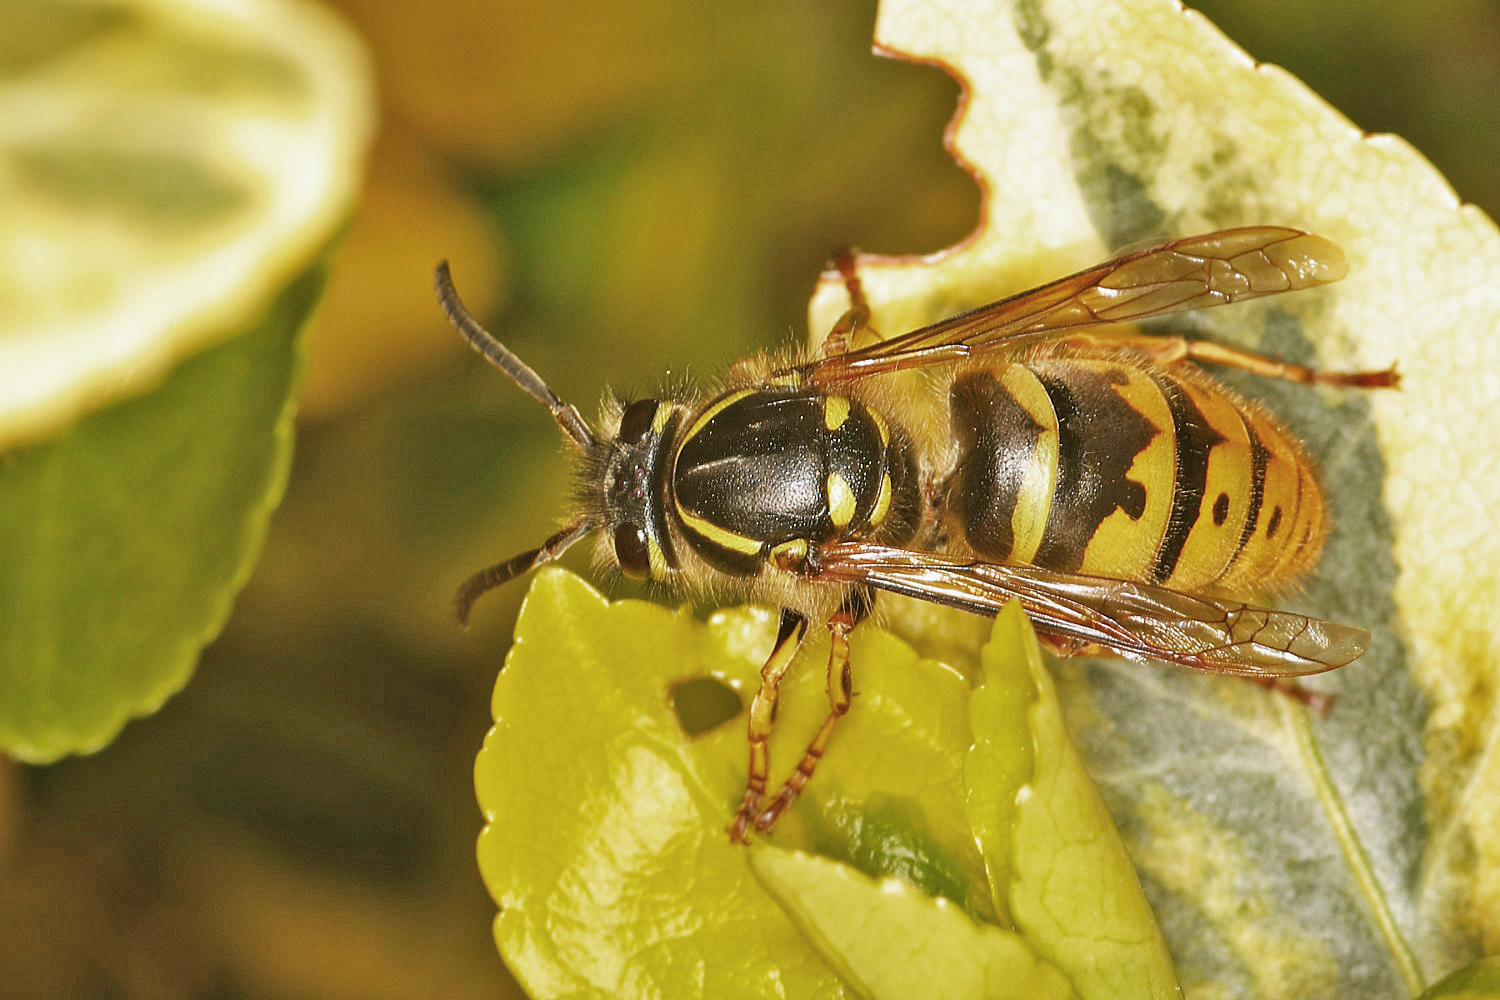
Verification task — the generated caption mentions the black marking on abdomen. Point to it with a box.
[1033,364,1158,573]
[946,371,1044,562]
[1150,373,1225,583]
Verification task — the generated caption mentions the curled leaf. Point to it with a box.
[968,604,1179,1000]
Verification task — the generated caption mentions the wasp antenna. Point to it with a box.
[435,261,598,452]
[453,518,596,626]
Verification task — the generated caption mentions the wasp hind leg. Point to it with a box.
[1252,677,1334,714]
[1037,629,1335,713]
[747,588,873,836]
[819,249,883,358]
[1072,332,1399,389]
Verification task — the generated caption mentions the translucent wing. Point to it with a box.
[800,227,1348,385]
[814,542,1366,675]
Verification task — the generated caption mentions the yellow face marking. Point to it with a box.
[870,472,893,527]
[676,506,764,555]
[646,536,669,581]
[999,364,1059,565]
[651,402,674,434]
[823,396,851,431]
[827,472,857,528]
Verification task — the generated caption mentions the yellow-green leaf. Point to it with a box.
[474,571,1161,999]
[749,844,1078,1000]
[1418,956,1500,1000]
[473,569,847,1000]
[476,569,1022,999]
[969,605,1178,1000]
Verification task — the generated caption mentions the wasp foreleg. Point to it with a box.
[729,608,810,843]
[750,588,873,835]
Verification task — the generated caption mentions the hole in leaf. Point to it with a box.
[671,676,743,737]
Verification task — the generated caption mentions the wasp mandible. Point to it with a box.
[437,226,1397,842]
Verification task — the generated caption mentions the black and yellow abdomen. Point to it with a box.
[941,355,1326,594]
[672,386,920,576]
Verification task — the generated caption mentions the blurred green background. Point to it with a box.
[4,0,1497,996]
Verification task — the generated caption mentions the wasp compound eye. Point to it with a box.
[613,523,650,579]
[617,399,659,445]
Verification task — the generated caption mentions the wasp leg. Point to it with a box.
[1251,677,1335,714]
[820,249,883,357]
[1039,631,1336,712]
[1035,632,1109,659]
[752,588,873,834]
[729,609,810,843]
[1068,332,1399,389]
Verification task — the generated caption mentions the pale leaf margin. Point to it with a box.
[0,0,375,452]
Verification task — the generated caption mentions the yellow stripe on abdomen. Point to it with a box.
[1076,363,1176,580]
[1158,377,1256,592]
[1001,364,1059,566]
[1218,413,1326,590]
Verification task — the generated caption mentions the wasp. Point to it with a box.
[436,226,1396,842]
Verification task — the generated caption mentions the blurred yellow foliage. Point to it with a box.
[332,0,729,165]
[301,126,506,419]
